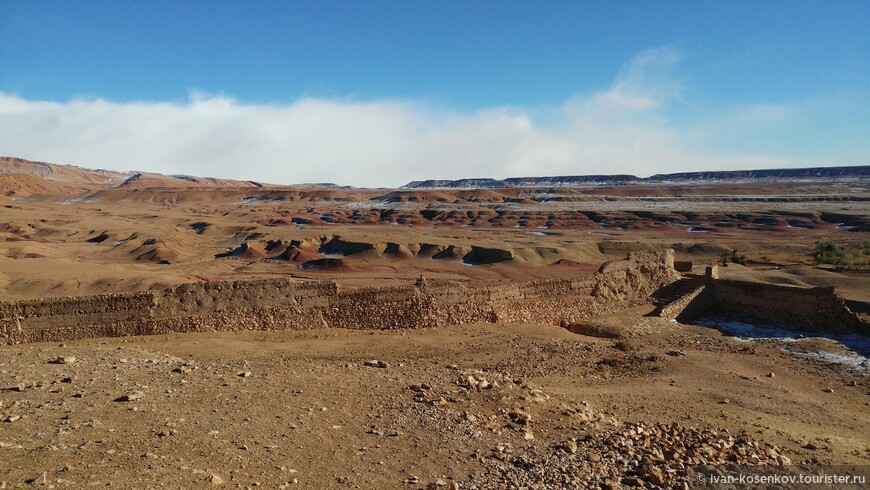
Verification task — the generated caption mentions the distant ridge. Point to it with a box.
[402,166,870,189]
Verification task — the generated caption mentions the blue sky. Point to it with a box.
[0,1,867,186]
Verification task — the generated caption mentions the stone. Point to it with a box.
[622,476,645,487]
[238,371,252,378]
[364,360,388,369]
[509,409,531,425]
[562,440,578,454]
[115,391,144,402]
[822,387,834,393]
[49,356,76,365]
[209,474,225,485]
[803,442,819,450]
[3,415,20,423]
[718,398,730,404]
[644,466,666,486]
[476,379,490,390]
[527,389,549,403]
[766,372,775,378]
[29,472,47,485]
[586,451,601,462]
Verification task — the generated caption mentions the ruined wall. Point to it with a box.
[710,280,867,333]
[0,250,681,345]
[657,285,713,321]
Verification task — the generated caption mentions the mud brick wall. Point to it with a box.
[710,280,867,333]
[321,285,440,330]
[0,292,157,330]
[0,250,681,345]
[657,286,713,321]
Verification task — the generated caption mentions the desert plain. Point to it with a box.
[0,156,868,489]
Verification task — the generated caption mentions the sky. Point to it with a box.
[0,1,867,187]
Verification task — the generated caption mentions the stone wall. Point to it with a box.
[657,285,713,321]
[709,280,867,333]
[0,250,681,345]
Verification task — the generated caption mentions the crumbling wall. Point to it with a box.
[0,250,681,345]
[710,280,866,333]
[657,286,713,321]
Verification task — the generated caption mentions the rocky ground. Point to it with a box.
[1,307,868,489]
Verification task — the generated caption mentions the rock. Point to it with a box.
[766,372,775,378]
[562,440,578,454]
[209,474,225,485]
[426,479,450,489]
[364,360,388,369]
[509,409,531,425]
[3,415,20,423]
[28,471,47,485]
[523,430,534,441]
[718,398,730,404]
[405,475,419,484]
[644,466,666,486]
[526,389,549,403]
[430,397,448,406]
[803,442,819,450]
[476,379,490,390]
[586,451,601,462]
[49,356,76,365]
[622,476,645,487]
[15,382,27,392]
[822,387,834,393]
[115,391,144,402]
[238,371,252,378]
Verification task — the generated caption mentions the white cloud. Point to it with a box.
[0,47,802,187]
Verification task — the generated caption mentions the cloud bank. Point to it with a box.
[0,47,804,187]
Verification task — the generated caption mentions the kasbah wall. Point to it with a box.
[709,279,866,333]
[658,266,868,334]
[2,250,865,346]
[0,251,680,345]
